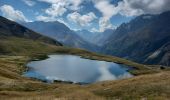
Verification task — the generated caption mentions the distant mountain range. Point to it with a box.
[0,16,61,46]
[22,21,99,52]
[0,16,62,55]
[75,29,96,44]
[76,29,114,46]
[1,11,170,66]
[102,11,170,66]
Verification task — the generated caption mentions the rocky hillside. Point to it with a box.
[0,16,62,45]
[103,11,170,66]
[0,16,62,55]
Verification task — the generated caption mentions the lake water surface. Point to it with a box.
[24,55,133,83]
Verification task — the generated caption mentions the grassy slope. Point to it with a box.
[0,37,170,100]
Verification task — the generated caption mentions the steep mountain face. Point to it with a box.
[76,29,114,46]
[103,11,170,66]
[0,16,62,46]
[145,42,170,65]
[23,21,99,52]
[0,16,63,55]
[93,29,115,46]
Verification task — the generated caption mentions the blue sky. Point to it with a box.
[0,0,170,32]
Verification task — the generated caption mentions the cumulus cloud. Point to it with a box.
[115,0,170,17]
[45,3,67,17]
[68,0,84,10]
[38,0,84,11]
[0,5,29,22]
[93,0,170,17]
[36,0,85,23]
[92,0,116,32]
[67,12,97,26]
[22,0,36,6]
[99,18,115,32]
[39,0,170,17]
[93,0,117,20]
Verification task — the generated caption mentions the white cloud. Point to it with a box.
[22,0,36,7]
[39,0,170,17]
[118,0,170,16]
[38,0,84,11]
[0,5,29,22]
[67,12,97,26]
[93,0,118,20]
[93,0,170,17]
[68,0,84,10]
[45,3,67,17]
[99,18,115,32]
[92,0,117,32]
[37,0,84,19]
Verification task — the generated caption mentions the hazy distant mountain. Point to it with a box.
[103,11,170,66]
[0,16,61,45]
[76,29,114,46]
[76,29,96,44]
[23,21,99,52]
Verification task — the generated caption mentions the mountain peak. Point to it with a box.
[22,21,99,52]
[103,11,170,66]
[0,16,62,46]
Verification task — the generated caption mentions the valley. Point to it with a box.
[22,21,99,52]
[21,11,170,66]
[0,22,169,100]
[0,2,170,99]
[0,46,170,99]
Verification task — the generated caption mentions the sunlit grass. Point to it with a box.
[0,37,169,99]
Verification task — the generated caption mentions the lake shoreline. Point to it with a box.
[22,52,162,83]
[0,47,170,99]
[22,48,164,84]
[25,54,134,84]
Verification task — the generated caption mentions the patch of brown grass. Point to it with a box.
[88,71,170,99]
[0,46,169,100]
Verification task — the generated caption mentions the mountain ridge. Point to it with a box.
[0,16,63,55]
[0,16,62,46]
[23,21,99,52]
[103,11,170,66]
[76,29,114,46]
